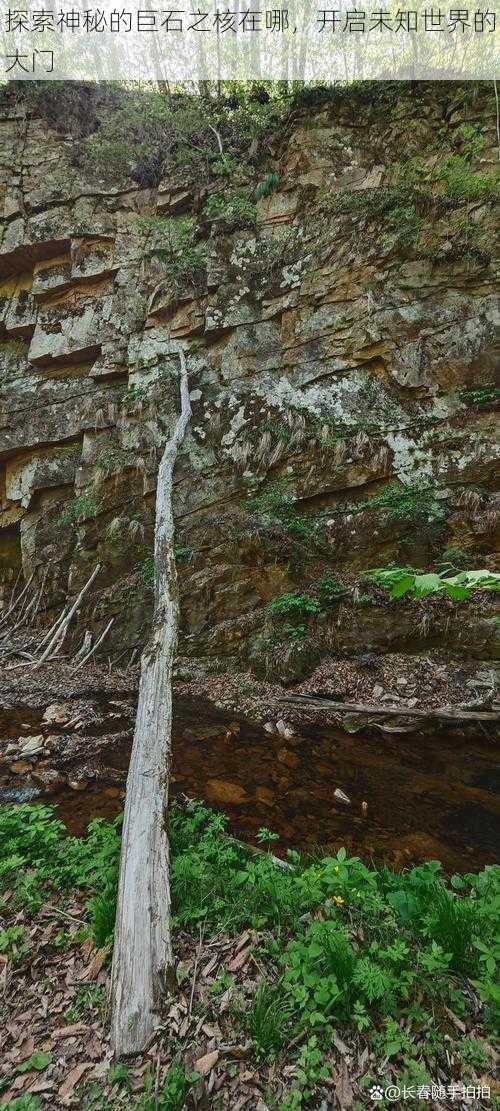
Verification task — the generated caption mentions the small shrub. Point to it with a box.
[174,545,193,563]
[423,884,480,971]
[139,215,207,289]
[57,492,99,527]
[438,155,499,201]
[457,122,485,159]
[251,484,317,541]
[4,1097,42,1111]
[135,1061,196,1111]
[266,592,320,620]
[0,924,30,963]
[360,482,447,530]
[203,188,257,227]
[434,546,470,572]
[315,572,347,606]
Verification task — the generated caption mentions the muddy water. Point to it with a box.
[40,700,500,874]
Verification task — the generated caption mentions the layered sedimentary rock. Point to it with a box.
[1,85,498,675]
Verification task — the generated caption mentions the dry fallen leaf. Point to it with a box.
[195,1049,220,1076]
[333,1058,353,1108]
[58,1062,93,1104]
[52,1023,88,1039]
[227,947,252,972]
[76,945,110,982]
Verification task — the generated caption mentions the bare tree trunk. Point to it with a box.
[110,346,191,1055]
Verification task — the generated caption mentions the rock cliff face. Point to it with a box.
[0,84,498,678]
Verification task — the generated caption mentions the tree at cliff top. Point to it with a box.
[110,347,191,1054]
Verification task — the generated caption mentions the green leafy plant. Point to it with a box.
[266,592,320,620]
[139,215,207,289]
[16,1052,52,1074]
[361,483,447,529]
[457,122,485,158]
[139,552,155,591]
[135,1062,197,1111]
[315,572,347,606]
[57,492,99,527]
[367,566,500,601]
[460,382,500,408]
[107,1061,130,1088]
[255,171,280,199]
[64,984,107,1024]
[0,925,30,964]
[4,1097,42,1111]
[2,798,499,1109]
[251,484,317,542]
[434,546,471,572]
[203,188,257,227]
[438,155,499,201]
[173,545,194,563]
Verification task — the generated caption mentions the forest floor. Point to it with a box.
[0,801,498,1111]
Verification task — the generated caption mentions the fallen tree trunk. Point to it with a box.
[110,347,191,1055]
[280,694,499,722]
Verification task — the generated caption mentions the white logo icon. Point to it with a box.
[369,1086,384,1101]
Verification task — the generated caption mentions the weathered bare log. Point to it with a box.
[110,346,191,1055]
[280,694,499,722]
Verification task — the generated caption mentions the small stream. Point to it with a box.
[2,698,497,873]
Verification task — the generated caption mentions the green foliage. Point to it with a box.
[107,1061,130,1088]
[457,122,485,158]
[2,800,499,1106]
[438,155,499,201]
[139,216,207,288]
[266,592,320,619]
[16,1052,52,1074]
[0,925,30,963]
[139,552,155,591]
[456,1035,489,1071]
[4,1097,41,1111]
[135,1062,197,1111]
[64,984,107,1024]
[173,545,194,563]
[460,382,500,408]
[87,883,116,947]
[266,591,320,640]
[255,171,280,199]
[282,1034,331,1107]
[57,492,99,527]
[367,565,500,601]
[361,482,447,529]
[0,803,121,917]
[435,546,470,572]
[315,572,347,606]
[262,418,292,443]
[249,981,290,1057]
[170,802,307,932]
[203,188,257,227]
[251,484,316,541]
[327,187,422,247]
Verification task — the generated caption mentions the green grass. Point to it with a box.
[57,492,99,527]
